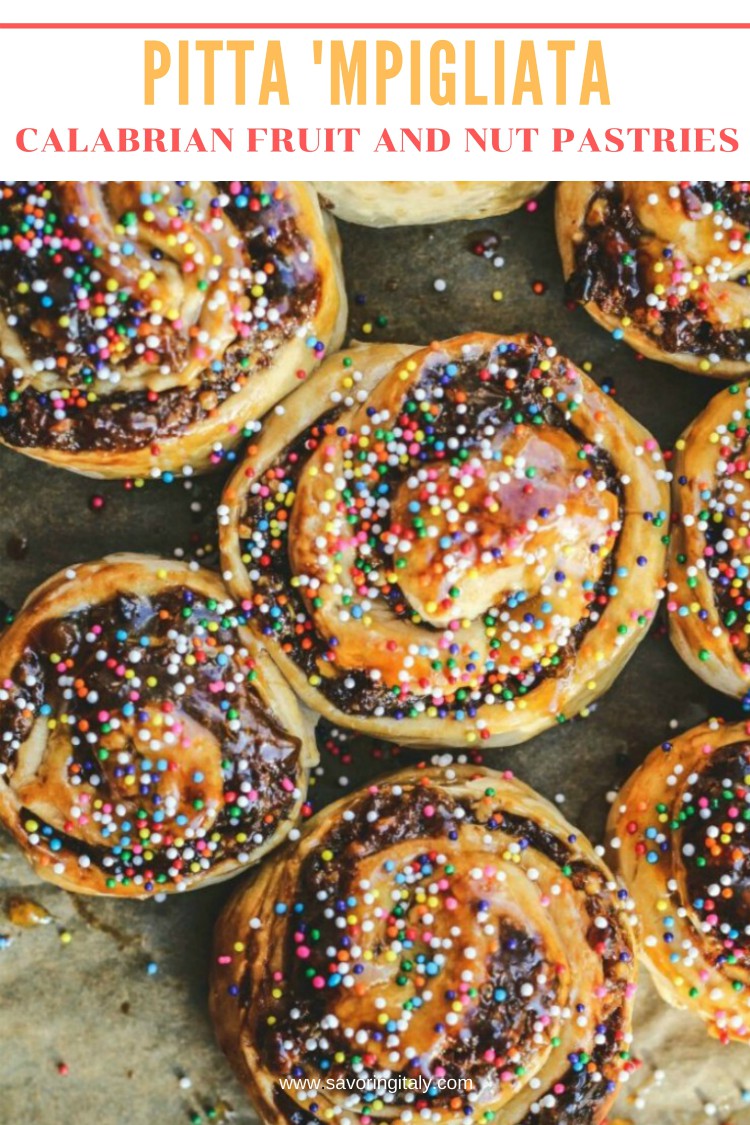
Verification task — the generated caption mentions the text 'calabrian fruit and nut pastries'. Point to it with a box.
[312,181,547,227]
[211,764,638,1125]
[557,181,750,377]
[0,555,316,897]
[667,381,750,699]
[220,334,670,748]
[0,181,346,478]
[608,719,750,1044]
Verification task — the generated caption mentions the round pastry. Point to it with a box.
[667,381,750,699]
[314,181,547,227]
[608,718,750,1043]
[220,332,670,748]
[211,763,638,1125]
[557,181,750,377]
[0,180,347,478]
[0,554,316,897]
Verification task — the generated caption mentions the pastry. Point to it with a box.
[667,381,750,699]
[608,718,750,1043]
[557,181,750,377]
[211,763,638,1125]
[0,181,346,478]
[220,332,670,748]
[314,181,546,226]
[0,554,316,897]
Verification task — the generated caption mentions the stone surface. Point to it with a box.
[1,184,748,1125]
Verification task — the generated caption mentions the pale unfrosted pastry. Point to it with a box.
[220,332,669,748]
[314,180,546,226]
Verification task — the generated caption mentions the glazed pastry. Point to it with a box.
[211,763,638,1125]
[314,181,546,226]
[0,181,346,478]
[0,554,316,897]
[667,382,750,699]
[608,718,750,1043]
[220,333,670,748]
[557,181,750,377]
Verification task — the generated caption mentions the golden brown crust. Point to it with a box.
[0,182,347,479]
[667,382,750,697]
[314,180,547,226]
[0,554,317,897]
[211,763,638,1125]
[220,333,670,748]
[557,181,750,378]
[607,719,750,1043]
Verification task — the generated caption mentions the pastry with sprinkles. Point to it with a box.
[211,763,639,1125]
[557,181,750,377]
[0,181,347,478]
[313,181,547,227]
[667,381,750,700]
[0,554,316,897]
[220,333,670,748]
[608,718,750,1044]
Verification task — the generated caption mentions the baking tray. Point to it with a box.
[1,184,748,1125]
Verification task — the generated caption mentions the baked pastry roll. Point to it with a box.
[0,554,316,897]
[220,333,669,748]
[667,381,750,698]
[0,181,346,478]
[608,718,750,1043]
[314,181,546,226]
[211,763,638,1125]
[557,181,750,377]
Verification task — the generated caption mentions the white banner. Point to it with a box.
[1,0,748,178]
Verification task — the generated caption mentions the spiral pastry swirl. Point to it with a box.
[667,381,750,699]
[0,554,316,897]
[211,764,638,1125]
[608,719,750,1044]
[220,333,670,748]
[0,180,346,478]
[557,181,750,377]
[313,181,546,227]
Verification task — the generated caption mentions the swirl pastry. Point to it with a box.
[0,180,346,478]
[0,554,316,897]
[557,181,750,377]
[313,181,546,227]
[608,718,750,1043]
[211,763,638,1125]
[220,333,669,748]
[667,382,750,698]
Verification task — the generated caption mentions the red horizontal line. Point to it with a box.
[0,22,748,30]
